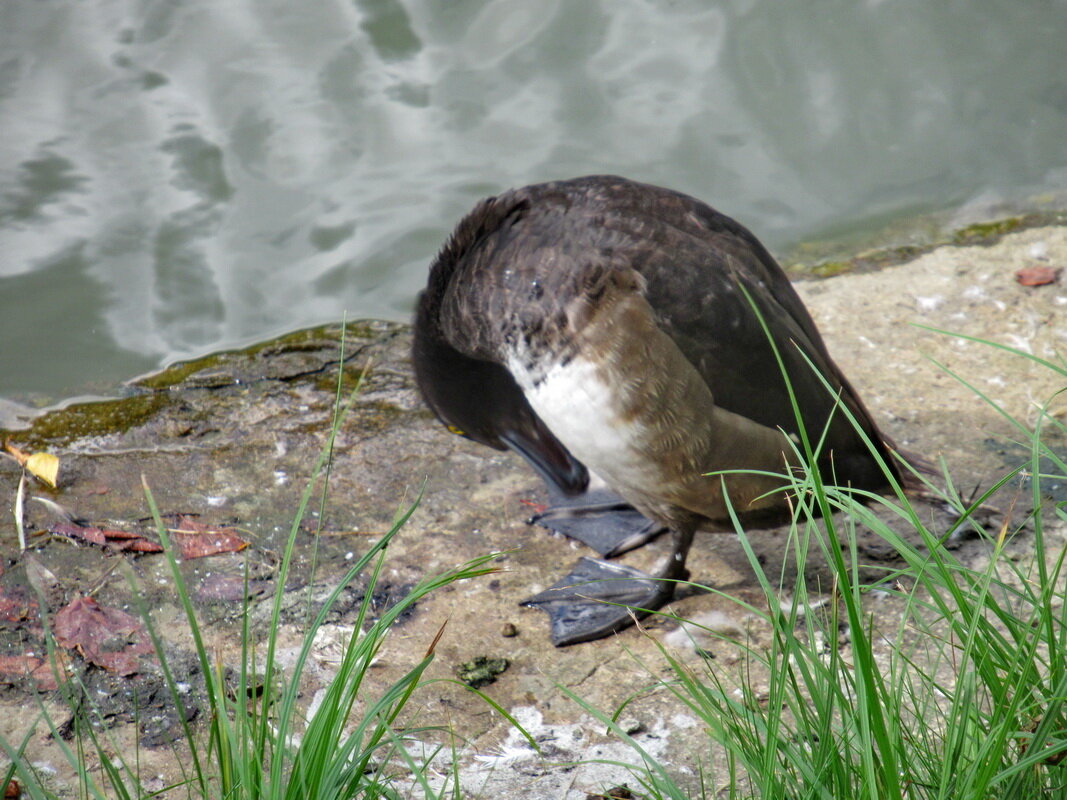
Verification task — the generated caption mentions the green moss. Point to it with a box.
[456,656,509,689]
[313,365,374,395]
[136,323,392,391]
[810,260,855,278]
[136,353,231,390]
[788,212,1066,280]
[952,218,1024,245]
[6,393,171,448]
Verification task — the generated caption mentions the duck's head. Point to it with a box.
[413,289,589,497]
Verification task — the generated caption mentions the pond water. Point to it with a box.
[1,0,1065,407]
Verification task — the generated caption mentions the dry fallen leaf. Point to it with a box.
[0,651,68,692]
[1015,265,1061,286]
[50,522,164,553]
[171,515,249,559]
[24,452,59,488]
[0,584,38,623]
[2,441,60,487]
[54,595,154,676]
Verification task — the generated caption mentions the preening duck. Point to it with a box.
[413,175,907,646]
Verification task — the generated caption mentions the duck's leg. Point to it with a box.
[522,524,696,646]
[527,487,668,557]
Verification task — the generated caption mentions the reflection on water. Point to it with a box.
[1,0,1065,404]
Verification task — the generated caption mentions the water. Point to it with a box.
[1,0,1065,407]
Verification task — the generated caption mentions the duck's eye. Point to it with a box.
[446,424,467,437]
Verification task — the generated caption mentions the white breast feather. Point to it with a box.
[507,354,653,490]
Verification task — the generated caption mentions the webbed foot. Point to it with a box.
[528,488,667,558]
[521,556,678,646]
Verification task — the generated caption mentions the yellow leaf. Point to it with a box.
[25,452,59,488]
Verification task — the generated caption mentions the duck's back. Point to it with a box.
[430,175,899,494]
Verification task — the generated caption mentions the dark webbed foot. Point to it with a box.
[521,556,678,646]
[528,488,667,558]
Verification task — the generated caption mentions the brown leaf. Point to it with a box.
[0,585,38,623]
[1015,265,1060,286]
[0,655,43,681]
[52,523,106,546]
[171,515,249,559]
[53,595,154,676]
[123,538,168,553]
[0,652,65,691]
[50,522,164,554]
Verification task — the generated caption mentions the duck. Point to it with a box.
[413,175,908,646]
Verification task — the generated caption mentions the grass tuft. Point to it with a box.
[1,326,498,799]
[582,331,1067,798]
